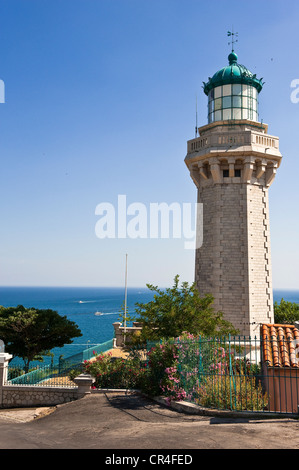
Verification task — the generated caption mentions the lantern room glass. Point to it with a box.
[208,84,259,124]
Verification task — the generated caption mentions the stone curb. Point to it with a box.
[91,388,299,420]
[150,395,299,420]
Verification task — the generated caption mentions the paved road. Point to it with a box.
[0,391,298,450]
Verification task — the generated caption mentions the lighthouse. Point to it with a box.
[185,49,282,337]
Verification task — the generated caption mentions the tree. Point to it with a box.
[132,275,239,345]
[0,305,82,371]
[274,298,299,324]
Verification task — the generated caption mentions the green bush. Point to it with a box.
[81,343,186,402]
[194,374,268,411]
[274,298,299,324]
[82,352,147,390]
[143,340,183,399]
[68,365,84,380]
[132,275,239,346]
[80,334,266,412]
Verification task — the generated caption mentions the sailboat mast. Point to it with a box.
[124,253,128,336]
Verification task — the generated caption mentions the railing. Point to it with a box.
[59,339,114,369]
[7,334,299,415]
[187,131,280,155]
[188,137,209,153]
[7,363,78,387]
[253,133,279,149]
[6,338,114,387]
[174,335,299,415]
[175,336,262,411]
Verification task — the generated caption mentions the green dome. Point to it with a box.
[203,52,264,95]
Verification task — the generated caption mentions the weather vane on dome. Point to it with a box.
[227,28,238,52]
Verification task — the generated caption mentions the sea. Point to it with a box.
[0,286,154,365]
[0,286,298,365]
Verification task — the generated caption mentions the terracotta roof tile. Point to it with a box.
[261,324,299,368]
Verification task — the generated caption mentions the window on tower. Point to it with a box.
[222,169,241,178]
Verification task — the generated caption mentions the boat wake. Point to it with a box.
[95,312,119,316]
[95,310,135,317]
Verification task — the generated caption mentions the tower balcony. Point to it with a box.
[185,120,282,188]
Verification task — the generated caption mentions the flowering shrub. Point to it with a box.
[79,334,266,412]
[172,332,201,402]
[142,338,188,402]
[160,366,187,405]
[178,338,267,411]
[146,333,266,410]
[139,341,178,397]
[82,341,187,403]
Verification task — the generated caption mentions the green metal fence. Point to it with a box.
[58,339,114,369]
[7,363,78,387]
[174,336,262,411]
[7,338,114,387]
[173,335,299,415]
[7,334,299,415]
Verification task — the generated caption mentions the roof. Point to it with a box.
[261,324,299,368]
[203,52,264,96]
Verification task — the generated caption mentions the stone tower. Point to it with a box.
[185,51,282,337]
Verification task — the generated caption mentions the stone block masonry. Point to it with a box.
[0,352,95,409]
[195,181,274,337]
[1,385,78,408]
[196,183,249,334]
[185,120,282,337]
[247,184,274,333]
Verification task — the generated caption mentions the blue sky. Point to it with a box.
[0,0,298,289]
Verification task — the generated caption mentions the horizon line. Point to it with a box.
[0,285,298,291]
